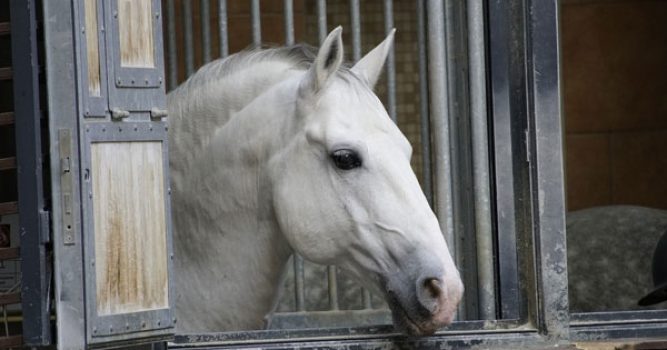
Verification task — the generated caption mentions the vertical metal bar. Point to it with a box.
[282,0,305,312]
[315,0,339,311]
[251,0,261,47]
[218,0,229,58]
[284,0,295,45]
[10,0,51,345]
[350,0,371,309]
[426,0,455,264]
[350,0,361,62]
[166,0,177,90]
[417,0,432,206]
[316,0,327,44]
[294,255,305,311]
[183,0,194,76]
[201,0,212,63]
[383,0,397,122]
[488,0,522,321]
[529,0,569,338]
[327,266,339,310]
[468,0,496,320]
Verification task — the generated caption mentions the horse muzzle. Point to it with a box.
[383,264,463,336]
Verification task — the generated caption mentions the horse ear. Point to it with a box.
[299,26,344,97]
[351,29,396,89]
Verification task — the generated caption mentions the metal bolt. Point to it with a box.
[113,11,118,18]
[145,79,149,85]
[81,27,85,34]
[155,12,160,18]
[109,326,113,333]
[125,323,130,330]
[131,79,135,84]
[157,320,161,326]
[141,321,146,328]
[117,78,122,84]
[102,127,106,132]
[173,318,177,324]
[119,127,122,132]
[93,327,97,334]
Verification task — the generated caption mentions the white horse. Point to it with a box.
[167,27,463,335]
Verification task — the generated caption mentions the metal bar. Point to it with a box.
[0,22,9,36]
[426,0,455,264]
[529,0,569,338]
[201,0,212,63]
[218,0,229,58]
[284,0,294,45]
[294,255,305,311]
[468,0,496,320]
[251,0,261,47]
[350,0,361,62]
[183,0,194,76]
[315,0,339,311]
[327,265,339,310]
[488,0,522,321]
[383,0,396,122]
[10,0,51,345]
[316,0,326,44]
[349,2,372,309]
[166,0,177,90]
[417,0,432,205]
[44,0,86,347]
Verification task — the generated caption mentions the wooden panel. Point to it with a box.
[118,0,154,68]
[0,202,17,215]
[91,141,168,315]
[0,22,9,36]
[0,247,19,260]
[0,292,20,305]
[84,0,101,96]
[0,335,23,348]
[0,157,16,170]
[0,67,11,80]
[0,112,13,126]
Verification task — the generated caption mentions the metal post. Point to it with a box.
[183,0,194,76]
[251,0,261,47]
[10,0,51,345]
[316,0,327,44]
[426,0,455,264]
[218,0,229,58]
[468,0,496,320]
[350,0,361,62]
[166,0,177,90]
[417,0,432,205]
[284,0,295,45]
[201,0,212,63]
[383,0,396,122]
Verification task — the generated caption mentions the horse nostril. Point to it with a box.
[417,276,443,315]
[424,278,442,299]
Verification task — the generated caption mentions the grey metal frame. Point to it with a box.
[74,0,110,118]
[80,122,175,346]
[105,0,167,112]
[10,0,52,345]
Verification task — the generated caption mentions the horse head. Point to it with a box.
[270,27,463,335]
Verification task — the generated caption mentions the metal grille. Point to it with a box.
[162,0,500,329]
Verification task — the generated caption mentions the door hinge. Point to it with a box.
[110,108,130,120]
[150,107,168,120]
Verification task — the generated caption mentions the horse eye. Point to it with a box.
[330,149,362,170]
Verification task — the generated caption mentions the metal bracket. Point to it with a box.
[59,129,75,245]
[150,107,168,120]
[110,108,130,120]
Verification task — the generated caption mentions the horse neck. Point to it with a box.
[172,73,302,331]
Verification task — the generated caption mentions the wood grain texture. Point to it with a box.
[118,0,154,68]
[84,0,101,96]
[92,141,168,315]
